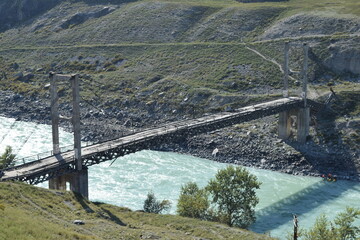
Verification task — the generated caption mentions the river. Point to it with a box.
[0,116,359,239]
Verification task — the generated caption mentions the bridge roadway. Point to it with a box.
[0,97,320,184]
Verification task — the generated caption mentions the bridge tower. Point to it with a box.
[278,43,310,143]
[48,73,88,198]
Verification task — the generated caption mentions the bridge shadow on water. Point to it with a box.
[251,178,359,234]
[252,101,360,234]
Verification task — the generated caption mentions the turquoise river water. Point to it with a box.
[0,116,359,239]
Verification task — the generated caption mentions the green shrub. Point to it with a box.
[143,191,171,214]
[177,182,209,219]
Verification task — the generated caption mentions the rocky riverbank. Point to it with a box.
[0,90,359,182]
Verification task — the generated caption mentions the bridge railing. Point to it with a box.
[83,98,305,151]
[84,98,304,153]
[13,141,93,166]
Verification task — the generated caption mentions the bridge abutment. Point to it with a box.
[49,168,89,198]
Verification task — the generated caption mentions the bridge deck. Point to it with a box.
[1,97,317,184]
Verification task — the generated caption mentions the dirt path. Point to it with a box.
[245,45,299,83]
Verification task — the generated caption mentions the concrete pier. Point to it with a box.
[278,111,291,139]
[278,107,310,143]
[49,169,88,198]
[296,107,310,143]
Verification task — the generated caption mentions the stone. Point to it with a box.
[13,72,23,80]
[73,220,85,225]
[212,148,219,156]
[22,72,34,82]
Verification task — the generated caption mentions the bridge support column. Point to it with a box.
[296,107,310,143]
[49,175,67,190]
[68,169,88,199]
[49,168,88,199]
[278,111,291,140]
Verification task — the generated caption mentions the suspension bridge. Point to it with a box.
[0,43,325,198]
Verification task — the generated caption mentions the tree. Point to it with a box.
[177,182,209,219]
[287,207,360,240]
[333,207,360,240]
[143,191,171,214]
[0,146,15,169]
[302,215,336,240]
[206,165,261,228]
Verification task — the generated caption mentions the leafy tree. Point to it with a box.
[0,146,15,169]
[333,207,360,240]
[177,182,209,219]
[287,207,360,240]
[143,191,171,214]
[206,165,261,228]
[302,215,336,240]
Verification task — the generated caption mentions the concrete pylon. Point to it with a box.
[302,43,309,108]
[50,72,60,155]
[283,42,289,98]
[71,75,82,171]
[48,73,88,199]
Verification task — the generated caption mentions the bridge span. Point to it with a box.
[0,97,321,198]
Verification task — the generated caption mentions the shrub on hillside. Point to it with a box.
[177,182,209,219]
[143,191,171,214]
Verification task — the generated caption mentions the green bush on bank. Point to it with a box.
[177,165,261,229]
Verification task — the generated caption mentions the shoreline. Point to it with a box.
[1,90,359,182]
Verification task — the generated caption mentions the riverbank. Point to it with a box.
[0,90,359,182]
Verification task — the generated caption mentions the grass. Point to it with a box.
[0,182,275,240]
[0,42,286,113]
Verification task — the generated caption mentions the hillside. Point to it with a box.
[0,1,359,177]
[0,182,275,240]
[0,0,359,108]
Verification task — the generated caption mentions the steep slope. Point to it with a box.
[0,182,274,240]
